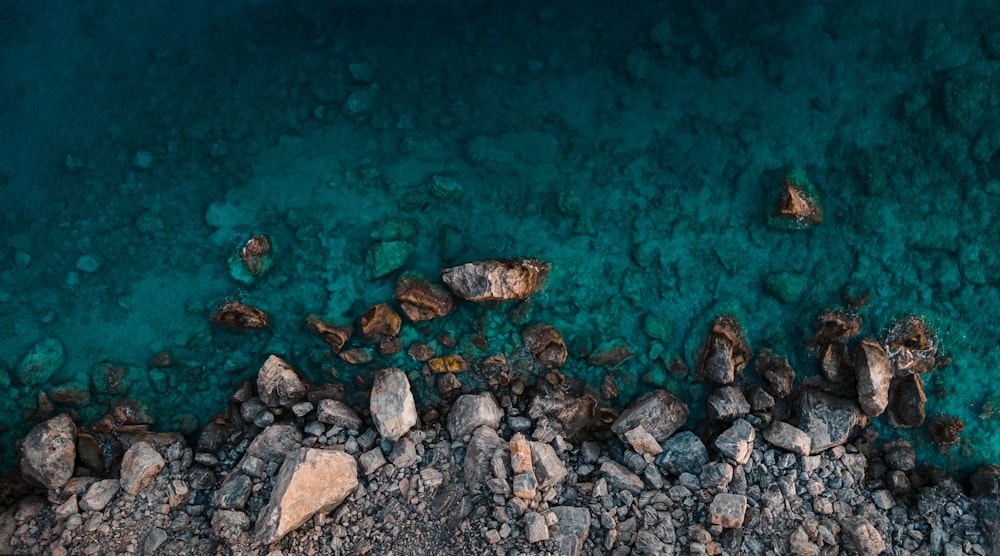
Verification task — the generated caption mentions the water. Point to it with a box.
[2,0,999,475]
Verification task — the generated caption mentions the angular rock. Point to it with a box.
[930,416,965,445]
[358,303,401,343]
[888,374,927,428]
[245,424,303,464]
[809,309,861,346]
[441,258,550,302]
[367,240,413,280]
[396,275,455,321]
[623,425,663,456]
[19,413,76,490]
[611,389,688,443]
[304,315,352,353]
[358,448,387,475]
[755,349,795,399]
[16,338,66,386]
[551,506,590,556]
[212,510,251,539]
[797,388,868,454]
[448,393,502,439]
[706,386,751,421]
[600,461,644,493]
[884,315,938,375]
[527,376,597,437]
[883,439,916,472]
[524,511,549,543]
[80,479,120,512]
[970,464,1000,498]
[231,234,274,283]
[210,299,269,330]
[655,431,708,476]
[768,168,823,229]
[746,385,775,412]
[510,433,533,474]
[855,338,893,416]
[715,419,755,465]
[839,516,886,556]
[588,340,634,368]
[697,315,751,385]
[530,441,568,489]
[120,441,165,495]
[512,472,538,499]
[256,355,308,409]
[522,324,568,369]
[762,421,811,456]
[428,354,470,373]
[316,399,362,430]
[213,474,253,510]
[819,341,854,383]
[253,448,358,545]
[709,493,748,528]
[370,368,417,442]
[464,426,507,484]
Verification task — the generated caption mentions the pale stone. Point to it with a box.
[448,393,502,439]
[256,355,307,409]
[19,414,76,490]
[120,442,165,495]
[369,368,417,441]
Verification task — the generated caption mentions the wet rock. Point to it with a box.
[888,374,927,428]
[339,347,373,365]
[709,493,748,528]
[797,388,867,453]
[970,464,1000,498]
[230,234,274,284]
[304,316,352,353]
[611,389,689,443]
[655,431,709,476]
[761,421,811,456]
[839,516,886,556]
[715,419,755,465]
[588,340,634,367]
[930,416,964,445]
[79,479,120,512]
[19,413,76,489]
[522,324,568,369]
[706,386,751,421]
[120,441,165,495]
[256,355,308,409]
[253,448,358,545]
[448,393,502,439]
[316,399,362,430]
[358,303,401,343]
[245,424,303,464]
[428,355,470,373]
[855,338,893,417]
[551,506,590,556]
[16,338,66,386]
[370,368,418,442]
[819,342,854,383]
[755,349,795,399]
[527,375,597,437]
[768,167,823,229]
[464,426,506,484]
[367,239,413,280]
[395,275,455,321]
[884,315,938,375]
[697,315,750,385]
[441,258,550,302]
[809,309,861,346]
[210,299,269,330]
[407,342,436,361]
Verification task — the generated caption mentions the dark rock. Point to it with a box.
[464,426,506,484]
[530,441,568,489]
[396,274,455,321]
[16,338,67,386]
[256,355,308,409]
[970,465,1000,498]
[888,374,926,428]
[304,315,352,353]
[551,506,590,556]
[855,338,893,417]
[797,388,867,453]
[808,309,861,347]
[213,474,253,510]
[755,349,795,399]
[209,299,269,330]
[746,385,775,412]
[706,386,751,421]
[611,389,688,443]
[441,258,551,302]
[930,416,964,446]
[19,413,76,490]
[588,340,634,368]
[447,393,502,439]
[600,461,644,493]
[709,493,748,528]
[697,315,750,385]
[655,431,708,476]
[819,342,854,383]
[522,324,568,369]
[883,439,916,471]
[317,399,362,430]
[245,424,302,464]
[527,374,597,438]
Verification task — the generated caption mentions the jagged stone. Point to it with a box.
[19,413,76,490]
[509,433,533,474]
[395,275,455,321]
[623,425,663,456]
[706,386,751,421]
[441,258,550,302]
[316,399,362,430]
[797,388,868,454]
[600,461,644,493]
[855,338,893,417]
[761,421,811,456]
[611,389,688,443]
[655,431,708,476]
[245,424,302,464]
[755,349,795,398]
[80,479,120,512]
[697,315,750,385]
[709,493,748,528]
[530,441,568,489]
[522,324,568,369]
[358,303,402,342]
[551,506,590,556]
[524,511,549,543]
[120,442,165,496]
[715,419,755,465]
[448,393,502,440]
[839,516,886,556]
[464,426,507,484]
[304,315,352,353]
[209,299,269,330]
[256,355,307,409]
[370,368,417,442]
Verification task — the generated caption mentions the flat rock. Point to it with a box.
[623,425,663,456]
[441,258,550,302]
[448,393,502,439]
[245,424,303,464]
[396,275,455,321]
[715,419,755,465]
[19,413,76,490]
[16,338,66,386]
[797,388,868,454]
[655,431,708,476]
[530,441,568,489]
[524,511,549,543]
[80,479,120,512]
[762,421,812,456]
[253,448,358,545]
[855,338,893,417]
[600,461,644,493]
[706,386,751,421]
[256,355,308,409]
[840,516,886,556]
[709,493,748,528]
[316,399,362,430]
[120,441,165,495]
[611,389,689,443]
[370,368,417,442]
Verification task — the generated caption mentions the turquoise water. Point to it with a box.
[2,0,999,475]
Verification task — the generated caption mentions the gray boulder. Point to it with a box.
[655,431,708,476]
[612,389,688,443]
[797,388,868,454]
[447,393,502,439]
[854,338,893,417]
[370,368,417,441]
[256,355,307,409]
[19,414,76,490]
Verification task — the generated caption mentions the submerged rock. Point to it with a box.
[884,315,939,375]
[304,315,352,353]
[370,368,417,441]
[19,413,76,489]
[697,315,750,385]
[395,275,455,321]
[930,416,965,446]
[441,258,550,302]
[522,324,568,369]
[854,338,893,417]
[367,240,413,280]
[16,338,66,386]
[210,299,269,330]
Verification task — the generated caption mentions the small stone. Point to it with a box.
[396,275,455,321]
[839,516,886,556]
[715,419,755,465]
[256,355,308,408]
[790,526,820,556]
[120,442,166,495]
[291,401,314,418]
[761,421,812,456]
[366,239,413,279]
[872,489,894,510]
[370,368,418,442]
[213,474,253,510]
[428,354,470,373]
[623,425,663,456]
[317,399,362,430]
[212,510,251,539]
[883,439,916,471]
[358,448,387,475]
[447,393,502,439]
[551,506,591,556]
[80,479,120,512]
[209,299,269,330]
[524,511,549,543]
[358,303,401,343]
[19,413,76,489]
[441,258,551,302]
[510,433,533,474]
[143,528,168,555]
[768,167,823,229]
[708,493,748,528]
[513,472,538,499]
[530,441,568,490]
[407,342,436,361]
[600,461,644,493]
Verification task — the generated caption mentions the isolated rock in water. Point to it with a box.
[611,389,689,443]
[839,516,886,556]
[229,234,274,284]
[17,338,66,386]
[883,315,938,375]
[395,275,455,321]
[697,315,750,385]
[797,388,868,453]
[367,240,413,280]
[256,355,308,409]
[768,167,822,229]
[448,393,502,440]
[441,258,551,302]
[522,324,568,369]
[210,299,269,330]
[19,413,76,489]
[370,368,417,441]
[304,315,352,353]
[358,303,402,342]
[655,431,708,476]
[761,421,812,456]
[888,374,927,428]
[930,416,965,446]
[809,309,861,346]
[253,448,358,545]
[119,441,165,495]
[855,338,893,417]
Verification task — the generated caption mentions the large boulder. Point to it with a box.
[696,316,751,385]
[655,431,708,476]
[19,413,76,489]
[797,388,868,454]
[120,441,165,495]
[370,368,417,442]
[16,338,66,386]
[395,275,455,321]
[244,424,303,464]
[256,355,307,409]
[464,426,507,484]
[888,374,927,428]
[854,338,893,417]
[441,258,550,302]
[253,448,358,545]
[612,389,688,443]
[447,393,502,440]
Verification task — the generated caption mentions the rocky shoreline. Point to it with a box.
[3,259,1000,555]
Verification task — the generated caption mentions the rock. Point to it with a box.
[510,433,533,474]
[930,416,964,445]
[512,472,537,499]
[429,174,464,201]
[797,388,867,453]
[213,474,253,510]
[768,167,822,229]
[256,355,308,409]
[715,419,755,465]
[358,303,401,342]
[358,448,387,475]
[76,254,100,273]
[245,424,303,464]
[395,275,456,321]
[746,385,775,412]
[212,510,251,539]
[855,338,893,416]
[587,340,634,367]
[370,368,418,442]
[810,309,862,345]
[611,389,689,443]
[464,426,507,484]
[790,526,821,556]
[623,425,663,456]
[970,465,1000,498]
[655,431,708,476]
[522,324,568,369]
[708,493,748,528]
[840,516,886,556]
[551,506,591,556]
[819,342,854,383]
[530,441,568,489]
[441,258,550,302]
[367,240,413,280]
[80,479,120,512]
[883,439,916,471]
[143,528,168,555]
[764,272,808,303]
[527,375,597,437]
[600,461,644,493]
[761,421,812,456]
[428,355,470,373]
[696,315,750,385]
[888,374,927,428]
[229,234,274,284]
[524,511,549,543]
[120,441,165,495]
[19,413,76,489]
[448,393,502,439]
[316,399,362,430]
[755,349,795,398]
[884,315,938,375]
[253,448,357,545]
[304,315,352,353]
[209,299,269,330]
[16,338,66,386]
[706,386,751,421]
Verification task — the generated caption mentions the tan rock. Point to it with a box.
[256,355,307,409]
[369,368,417,441]
[209,299,269,330]
[396,275,455,321]
[623,425,663,456]
[855,338,893,417]
[304,315,352,353]
[441,258,550,302]
[709,493,748,528]
[120,441,165,495]
[510,433,533,474]
[358,303,401,342]
[20,413,77,490]
[522,324,568,369]
[253,448,358,545]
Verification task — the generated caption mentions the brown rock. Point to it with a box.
[238,234,274,276]
[819,342,854,383]
[797,388,868,453]
[697,315,750,385]
[930,416,964,445]
[588,340,633,368]
[396,275,455,321]
[441,258,550,302]
[210,299,269,330]
[407,342,436,361]
[253,448,357,545]
[522,324,567,369]
[809,309,861,346]
[510,433,533,474]
[437,372,461,394]
[257,355,308,409]
[19,413,77,490]
[855,338,893,417]
[884,315,938,375]
[755,349,795,399]
[527,374,597,437]
[623,425,663,456]
[119,441,165,495]
[761,421,811,456]
[304,315,352,353]
[888,374,927,428]
[428,355,470,373]
[358,303,401,343]
[378,337,403,357]
[339,347,373,365]
[771,170,822,228]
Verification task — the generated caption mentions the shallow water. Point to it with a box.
[2,0,999,474]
